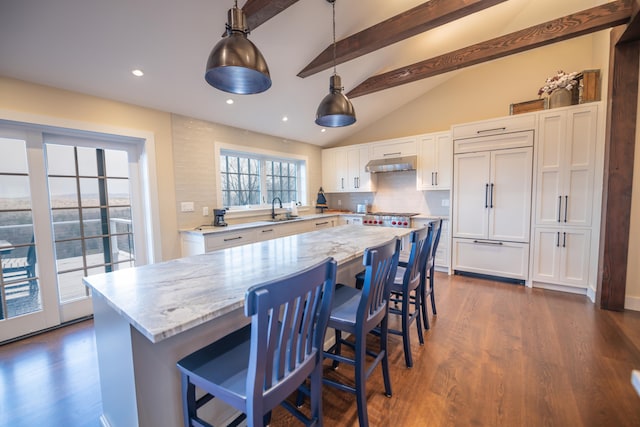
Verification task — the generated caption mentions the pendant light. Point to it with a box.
[205,1,272,94]
[315,0,356,127]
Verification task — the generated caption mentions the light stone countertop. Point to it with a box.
[84,225,412,343]
[180,213,341,235]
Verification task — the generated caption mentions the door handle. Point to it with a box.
[354,177,357,188]
[556,231,560,247]
[563,232,567,248]
[224,236,243,242]
[341,178,344,189]
[557,195,562,222]
[261,229,274,233]
[383,152,402,157]
[473,240,504,245]
[431,172,435,186]
[564,195,568,222]
[490,183,494,208]
[485,183,489,208]
[435,172,438,186]
[476,127,506,134]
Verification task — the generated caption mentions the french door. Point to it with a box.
[0,126,148,342]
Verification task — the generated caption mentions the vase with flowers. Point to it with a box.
[539,70,580,108]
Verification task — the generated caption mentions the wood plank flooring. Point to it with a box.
[2,273,640,426]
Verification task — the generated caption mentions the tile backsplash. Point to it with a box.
[325,171,450,216]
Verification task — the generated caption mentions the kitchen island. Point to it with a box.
[84,224,413,427]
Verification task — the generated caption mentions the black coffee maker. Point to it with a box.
[213,209,227,227]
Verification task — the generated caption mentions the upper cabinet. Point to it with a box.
[370,137,416,159]
[534,106,598,227]
[322,145,375,193]
[417,131,452,190]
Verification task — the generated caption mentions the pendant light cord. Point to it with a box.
[332,1,337,76]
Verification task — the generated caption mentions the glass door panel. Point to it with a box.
[0,138,42,321]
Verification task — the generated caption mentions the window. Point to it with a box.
[220,150,304,208]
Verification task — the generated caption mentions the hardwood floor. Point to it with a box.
[2,273,640,426]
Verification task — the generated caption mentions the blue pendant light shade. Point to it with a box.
[205,3,271,95]
[315,0,355,127]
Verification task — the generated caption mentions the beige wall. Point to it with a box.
[171,114,323,229]
[338,34,607,146]
[0,77,180,261]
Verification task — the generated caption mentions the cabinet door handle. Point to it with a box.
[435,172,438,186]
[354,177,357,188]
[490,183,494,208]
[563,232,567,248]
[431,172,435,186]
[224,236,243,242]
[383,152,402,157]
[564,195,568,223]
[357,177,360,188]
[557,195,562,222]
[556,231,560,247]
[476,127,506,134]
[261,229,274,233]
[315,221,329,226]
[485,183,489,208]
[473,240,503,245]
[341,178,344,189]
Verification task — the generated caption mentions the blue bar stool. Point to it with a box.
[420,219,443,329]
[176,257,337,427]
[385,224,433,367]
[322,237,400,427]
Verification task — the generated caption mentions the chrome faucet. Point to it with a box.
[271,197,282,219]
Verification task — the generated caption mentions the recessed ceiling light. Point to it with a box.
[282,116,288,122]
[226,99,234,105]
[131,69,144,77]
[321,128,326,133]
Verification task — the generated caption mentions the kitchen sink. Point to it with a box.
[268,216,301,222]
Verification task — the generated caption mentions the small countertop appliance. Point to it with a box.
[213,209,227,227]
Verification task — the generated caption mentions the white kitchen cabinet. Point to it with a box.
[452,146,533,243]
[451,116,534,282]
[370,137,416,159]
[322,146,373,193]
[417,132,452,190]
[308,218,336,230]
[346,146,374,192]
[531,228,591,288]
[535,105,598,227]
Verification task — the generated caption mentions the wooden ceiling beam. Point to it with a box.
[347,1,632,98]
[298,0,508,78]
[242,0,300,31]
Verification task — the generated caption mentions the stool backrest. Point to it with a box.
[244,257,337,403]
[404,224,434,291]
[427,219,443,272]
[358,237,401,331]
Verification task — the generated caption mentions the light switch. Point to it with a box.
[441,199,450,207]
[181,202,194,212]
[202,207,209,216]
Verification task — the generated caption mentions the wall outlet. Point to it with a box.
[181,202,194,212]
[441,199,450,207]
[337,199,342,206]
[202,206,209,216]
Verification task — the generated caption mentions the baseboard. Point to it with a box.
[532,281,588,296]
[625,295,640,312]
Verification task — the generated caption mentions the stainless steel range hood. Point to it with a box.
[365,155,417,173]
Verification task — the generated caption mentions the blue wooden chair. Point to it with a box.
[176,257,337,427]
[2,239,38,300]
[322,237,400,427]
[385,224,433,367]
[420,219,442,329]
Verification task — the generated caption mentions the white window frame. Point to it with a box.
[215,142,308,211]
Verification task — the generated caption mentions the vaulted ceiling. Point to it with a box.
[0,0,629,146]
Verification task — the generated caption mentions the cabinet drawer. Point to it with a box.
[205,230,257,251]
[454,130,533,154]
[371,139,416,159]
[452,238,529,282]
[452,114,536,140]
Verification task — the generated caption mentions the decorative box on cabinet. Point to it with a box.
[417,132,452,190]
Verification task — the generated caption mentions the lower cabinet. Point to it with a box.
[309,218,336,230]
[452,238,529,283]
[531,228,591,288]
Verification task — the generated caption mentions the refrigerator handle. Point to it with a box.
[485,183,489,208]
